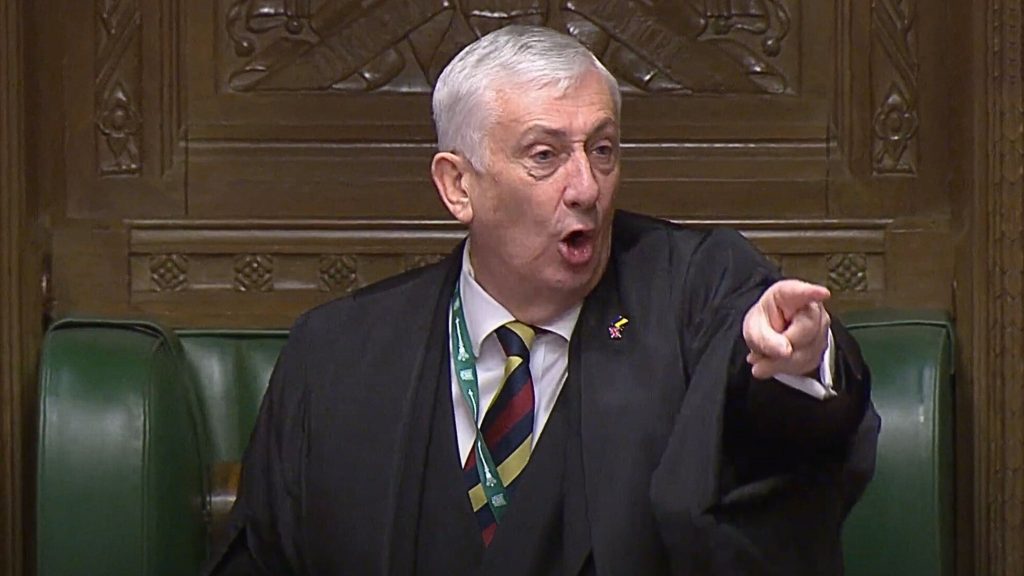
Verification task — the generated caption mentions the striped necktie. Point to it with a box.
[464,321,536,545]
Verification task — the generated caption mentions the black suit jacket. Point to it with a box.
[206,211,879,575]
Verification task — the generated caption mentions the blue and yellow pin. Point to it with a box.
[608,315,629,340]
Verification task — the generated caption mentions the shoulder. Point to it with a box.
[612,210,702,245]
[610,211,777,319]
[290,251,458,345]
[611,210,761,273]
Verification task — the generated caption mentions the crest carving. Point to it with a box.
[223,0,796,94]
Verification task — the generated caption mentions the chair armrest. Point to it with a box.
[37,319,208,576]
[842,310,955,576]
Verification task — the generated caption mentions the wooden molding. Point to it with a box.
[0,0,26,574]
[973,0,1024,573]
[108,218,895,328]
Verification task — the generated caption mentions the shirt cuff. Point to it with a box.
[773,328,837,400]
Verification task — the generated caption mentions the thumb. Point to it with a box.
[744,301,793,358]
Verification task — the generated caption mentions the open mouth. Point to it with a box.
[559,229,595,266]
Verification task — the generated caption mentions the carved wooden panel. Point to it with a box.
[969,1,1024,574]
[184,0,837,221]
[870,0,918,175]
[42,0,955,312]
[828,0,946,220]
[35,0,959,333]
[61,0,184,218]
[187,140,830,219]
[127,220,466,306]
[49,218,922,328]
[96,0,143,175]
[221,0,800,95]
[38,0,958,341]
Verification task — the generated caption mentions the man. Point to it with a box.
[206,25,878,576]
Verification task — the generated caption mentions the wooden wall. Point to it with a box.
[954,1,1024,574]
[2,0,24,572]
[2,0,1023,574]
[28,0,952,328]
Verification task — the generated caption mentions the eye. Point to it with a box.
[531,148,557,163]
[590,141,619,164]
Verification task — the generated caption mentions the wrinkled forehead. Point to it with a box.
[485,71,618,123]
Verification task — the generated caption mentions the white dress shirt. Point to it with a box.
[450,245,835,466]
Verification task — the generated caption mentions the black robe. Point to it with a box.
[205,210,879,575]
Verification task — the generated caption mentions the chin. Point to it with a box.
[560,262,607,296]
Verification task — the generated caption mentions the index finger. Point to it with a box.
[771,279,831,319]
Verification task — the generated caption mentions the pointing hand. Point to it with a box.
[742,279,831,380]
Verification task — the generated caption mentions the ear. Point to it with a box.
[431,152,475,225]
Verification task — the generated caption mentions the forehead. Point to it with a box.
[487,71,618,138]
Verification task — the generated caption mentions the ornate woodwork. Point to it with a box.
[318,255,358,292]
[182,0,834,221]
[871,0,918,174]
[221,0,798,95]
[35,0,956,324]
[96,0,143,175]
[969,0,1024,573]
[100,219,899,328]
[18,0,1024,573]
[826,253,870,293]
[149,254,189,291]
[64,0,184,217]
[35,5,959,285]
[233,254,275,292]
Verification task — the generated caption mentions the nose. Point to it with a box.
[562,148,600,210]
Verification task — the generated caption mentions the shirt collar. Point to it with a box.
[459,242,582,356]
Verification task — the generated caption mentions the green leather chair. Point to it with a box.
[842,310,955,576]
[36,311,954,576]
[36,320,208,576]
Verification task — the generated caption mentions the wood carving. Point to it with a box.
[978,1,1024,573]
[149,254,189,291]
[223,0,795,94]
[128,221,884,304]
[826,253,868,292]
[871,0,918,174]
[96,0,142,175]
[227,0,314,57]
[318,255,358,292]
[233,254,275,291]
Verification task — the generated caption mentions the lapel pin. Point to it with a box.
[608,315,629,340]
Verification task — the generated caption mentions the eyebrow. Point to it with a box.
[516,118,620,145]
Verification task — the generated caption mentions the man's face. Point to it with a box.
[464,69,620,313]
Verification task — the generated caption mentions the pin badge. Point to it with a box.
[608,315,629,339]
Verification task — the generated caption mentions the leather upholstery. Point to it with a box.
[37,320,207,576]
[177,331,287,464]
[35,311,954,575]
[842,310,955,576]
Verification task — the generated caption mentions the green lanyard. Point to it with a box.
[451,281,511,521]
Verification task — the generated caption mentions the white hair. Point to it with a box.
[432,25,621,169]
